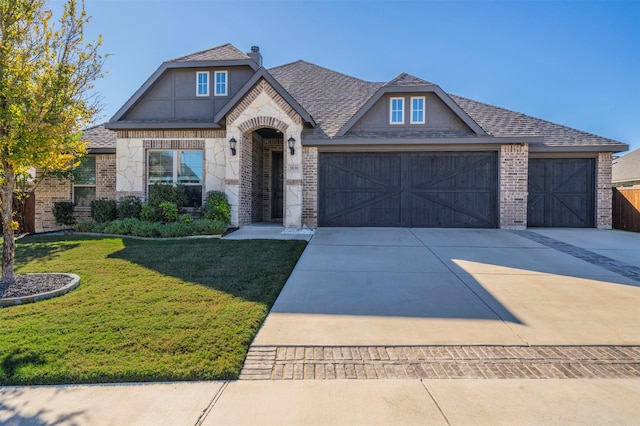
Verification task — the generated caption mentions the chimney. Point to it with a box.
[248,46,262,67]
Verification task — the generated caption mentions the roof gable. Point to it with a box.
[335,74,486,137]
[108,44,259,126]
[269,61,383,138]
[213,68,315,126]
[170,43,250,62]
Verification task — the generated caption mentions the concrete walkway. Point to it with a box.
[2,228,639,425]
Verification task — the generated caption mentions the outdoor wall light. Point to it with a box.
[288,136,296,155]
[229,137,237,156]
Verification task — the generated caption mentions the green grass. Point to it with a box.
[0,235,306,385]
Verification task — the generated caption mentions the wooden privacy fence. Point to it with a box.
[612,188,640,233]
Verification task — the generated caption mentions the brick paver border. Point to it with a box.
[240,345,640,380]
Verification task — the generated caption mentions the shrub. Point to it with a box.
[192,219,228,236]
[140,204,160,222]
[53,202,76,226]
[75,221,96,232]
[179,213,193,224]
[102,219,138,235]
[91,199,117,223]
[117,196,142,219]
[158,222,193,238]
[148,183,188,209]
[130,220,161,237]
[159,201,179,222]
[204,191,231,225]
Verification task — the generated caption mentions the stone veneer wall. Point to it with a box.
[302,146,318,228]
[596,152,613,228]
[499,144,528,229]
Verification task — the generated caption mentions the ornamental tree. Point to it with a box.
[0,0,104,283]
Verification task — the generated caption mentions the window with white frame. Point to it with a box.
[73,155,96,207]
[148,150,203,207]
[390,97,404,124]
[214,70,228,96]
[196,71,209,96]
[410,96,425,124]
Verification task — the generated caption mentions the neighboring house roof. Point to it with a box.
[169,43,250,62]
[82,124,116,152]
[612,148,640,184]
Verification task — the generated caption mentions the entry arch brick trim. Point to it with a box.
[238,116,290,135]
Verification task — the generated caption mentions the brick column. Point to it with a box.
[302,146,318,228]
[596,152,612,229]
[499,144,528,229]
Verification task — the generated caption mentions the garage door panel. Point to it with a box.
[319,152,498,228]
[527,158,595,228]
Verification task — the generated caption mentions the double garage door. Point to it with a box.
[319,152,499,228]
[318,153,596,228]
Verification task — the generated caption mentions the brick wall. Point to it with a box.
[238,133,253,226]
[262,139,283,221]
[596,152,613,228]
[251,133,264,222]
[499,144,528,229]
[34,153,116,232]
[302,146,318,228]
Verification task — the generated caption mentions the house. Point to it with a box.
[612,148,640,187]
[35,43,629,232]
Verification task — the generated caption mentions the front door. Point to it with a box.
[272,151,284,219]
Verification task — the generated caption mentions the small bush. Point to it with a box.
[148,184,188,209]
[75,221,96,232]
[102,219,138,235]
[118,196,142,219]
[91,199,117,223]
[159,222,193,238]
[53,202,76,226]
[130,220,161,237]
[159,201,179,222]
[192,219,228,236]
[204,191,231,225]
[140,204,160,222]
[179,214,193,224]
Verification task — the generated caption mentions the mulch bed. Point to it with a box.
[0,274,74,299]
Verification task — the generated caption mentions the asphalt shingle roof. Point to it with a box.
[450,95,623,147]
[269,60,384,138]
[269,59,624,148]
[612,148,640,183]
[82,124,116,149]
[170,43,250,62]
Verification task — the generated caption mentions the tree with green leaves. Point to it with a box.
[0,0,104,283]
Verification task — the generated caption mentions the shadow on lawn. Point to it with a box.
[107,237,307,305]
[15,239,80,265]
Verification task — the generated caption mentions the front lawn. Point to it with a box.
[0,235,306,385]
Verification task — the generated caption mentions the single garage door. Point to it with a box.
[318,152,498,228]
[527,158,595,227]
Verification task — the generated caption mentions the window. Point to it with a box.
[196,71,209,96]
[73,156,96,207]
[148,150,203,207]
[214,70,227,96]
[390,97,404,124]
[410,96,425,124]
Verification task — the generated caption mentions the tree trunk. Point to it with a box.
[1,162,15,284]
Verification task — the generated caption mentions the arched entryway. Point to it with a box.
[244,127,284,224]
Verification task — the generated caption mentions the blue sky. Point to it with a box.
[56,0,639,153]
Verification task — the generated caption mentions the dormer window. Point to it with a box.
[390,97,404,124]
[214,71,228,96]
[196,71,209,96]
[410,96,425,124]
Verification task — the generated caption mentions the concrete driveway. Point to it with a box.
[253,228,640,346]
